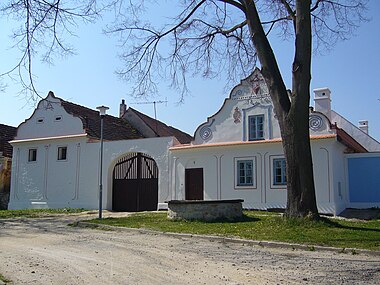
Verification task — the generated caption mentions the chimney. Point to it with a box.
[119,99,127,118]
[358,120,369,134]
[313,88,331,120]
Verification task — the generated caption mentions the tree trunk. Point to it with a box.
[244,0,319,219]
[284,0,318,218]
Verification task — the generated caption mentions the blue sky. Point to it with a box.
[1,1,379,141]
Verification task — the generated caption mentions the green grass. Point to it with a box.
[0,208,87,219]
[88,211,380,251]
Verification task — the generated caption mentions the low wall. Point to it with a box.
[167,199,244,221]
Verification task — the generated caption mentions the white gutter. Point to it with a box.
[10,134,88,144]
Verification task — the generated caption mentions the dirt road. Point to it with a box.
[0,213,379,284]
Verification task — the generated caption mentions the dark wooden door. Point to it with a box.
[185,168,204,200]
[112,153,158,212]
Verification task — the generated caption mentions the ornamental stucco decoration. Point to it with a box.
[309,115,324,131]
[234,89,243,98]
[200,119,215,141]
[44,100,54,110]
[233,107,241,123]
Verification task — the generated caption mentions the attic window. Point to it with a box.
[55,115,62,121]
[28,149,37,162]
[37,118,44,124]
[57,146,67,161]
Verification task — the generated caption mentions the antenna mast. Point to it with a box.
[131,99,168,133]
[132,99,168,120]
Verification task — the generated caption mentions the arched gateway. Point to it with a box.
[112,152,158,212]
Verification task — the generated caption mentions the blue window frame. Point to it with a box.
[273,158,286,185]
[249,115,264,140]
[237,160,254,186]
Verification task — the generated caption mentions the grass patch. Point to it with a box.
[0,208,87,219]
[88,211,380,251]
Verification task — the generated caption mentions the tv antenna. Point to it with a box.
[131,98,168,121]
[131,99,168,134]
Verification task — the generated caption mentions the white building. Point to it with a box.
[169,69,380,215]
[9,69,380,214]
[9,92,191,211]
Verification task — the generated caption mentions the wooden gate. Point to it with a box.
[112,153,158,212]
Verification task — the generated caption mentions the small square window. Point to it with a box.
[57,147,67,161]
[28,149,37,162]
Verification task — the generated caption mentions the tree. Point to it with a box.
[1,1,367,218]
[106,0,367,218]
[0,0,103,100]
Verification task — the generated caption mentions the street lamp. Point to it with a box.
[96,105,109,219]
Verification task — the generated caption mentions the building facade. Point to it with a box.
[9,69,380,215]
[9,92,190,211]
[169,69,380,215]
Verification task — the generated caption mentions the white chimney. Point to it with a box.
[119,99,127,118]
[313,88,331,120]
[358,120,369,134]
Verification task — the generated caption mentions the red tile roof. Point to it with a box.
[0,123,17,157]
[56,95,144,141]
[130,108,193,144]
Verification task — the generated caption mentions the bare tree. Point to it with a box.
[1,0,368,218]
[107,0,368,218]
[0,0,104,101]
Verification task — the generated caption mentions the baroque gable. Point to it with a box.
[193,69,335,145]
[193,69,278,145]
[16,92,85,140]
[230,68,271,103]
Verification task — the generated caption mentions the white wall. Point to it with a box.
[9,136,173,210]
[9,136,91,209]
[171,137,342,214]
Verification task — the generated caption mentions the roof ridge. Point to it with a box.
[48,93,144,141]
[0,123,17,129]
[129,107,193,144]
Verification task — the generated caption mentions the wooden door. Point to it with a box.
[185,168,204,200]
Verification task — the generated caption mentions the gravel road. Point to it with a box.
[0,212,379,285]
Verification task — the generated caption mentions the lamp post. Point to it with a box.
[96,105,109,219]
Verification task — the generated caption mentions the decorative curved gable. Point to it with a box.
[230,68,270,101]
[16,92,86,140]
[192,69,337,145]
[193,68,278,145]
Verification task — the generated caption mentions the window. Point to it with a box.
[273,158,286,185]
[28,149,37,162]
[248,115,264,140]
[57,146,67,161]
[237,160,254,186]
